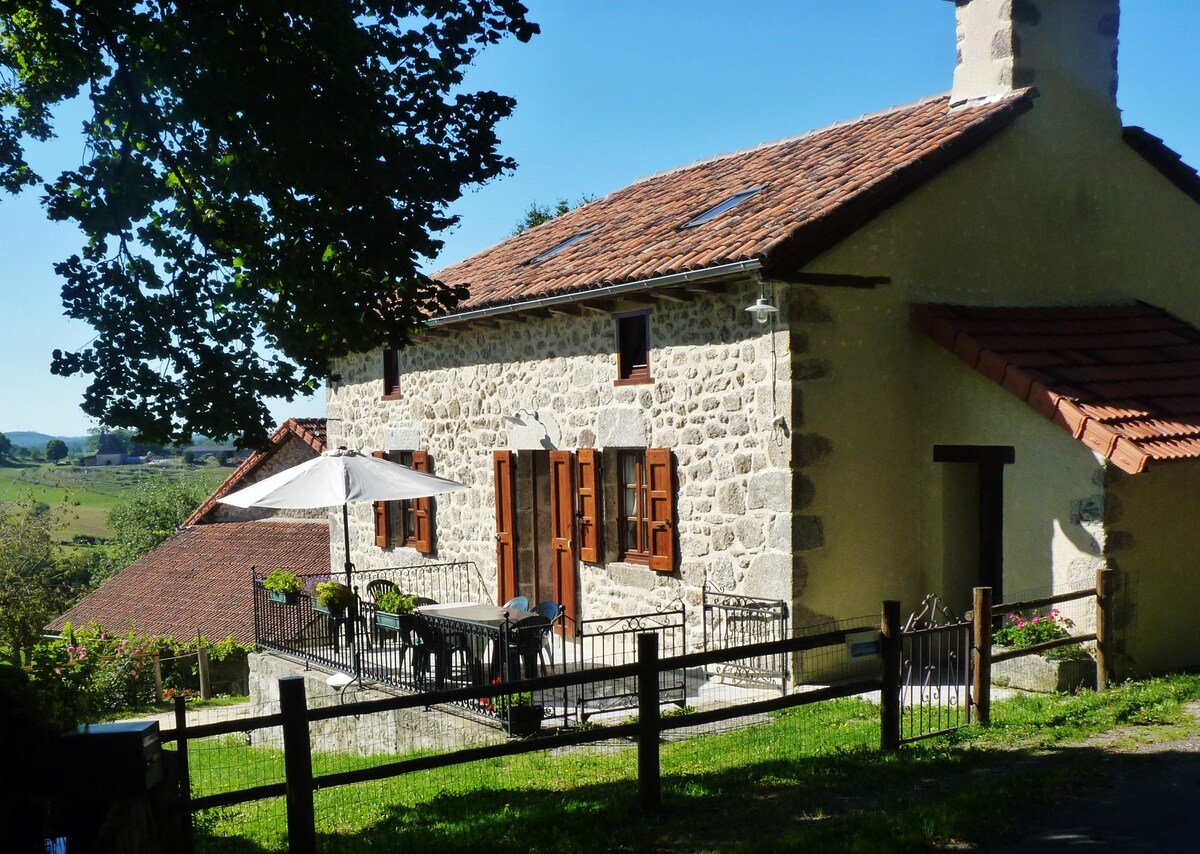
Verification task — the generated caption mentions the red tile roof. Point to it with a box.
[914,304,1200,474]
[185,417,327,526]
[46,521,330,645]
[433,92,1033,313]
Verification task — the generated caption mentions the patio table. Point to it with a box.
[416,603,536,684]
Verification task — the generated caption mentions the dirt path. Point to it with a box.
[985,704,1200,851]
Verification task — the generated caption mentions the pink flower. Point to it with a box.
[66,645,76,654]
[100,632,108,640]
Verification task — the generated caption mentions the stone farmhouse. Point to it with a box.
[328,0,1200,680]
[48,418,330,669]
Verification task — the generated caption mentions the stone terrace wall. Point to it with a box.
[327,280,795,639]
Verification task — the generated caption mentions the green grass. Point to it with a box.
[187,675,1200,852]
[0,460,228,540]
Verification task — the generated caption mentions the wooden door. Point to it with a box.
[493,450,518,606]
[548,450,578,625]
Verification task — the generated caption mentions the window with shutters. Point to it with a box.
[373,450,433,553]
[382,348,401,400]
[614,310,652,385]
[616,448,674,571]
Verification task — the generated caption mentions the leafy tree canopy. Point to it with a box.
[0,1,538,446]
[105,476,208,568]
[0,432,10,458]
[513,195,594,235]
[0,498,63,666]
[44,438,67,461]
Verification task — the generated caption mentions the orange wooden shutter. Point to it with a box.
[411,450,433,554]
[372,451,390,546]
[549,450,579,626]
[493,451,517,606]
[646,448,675,572]
[576,448,602,563]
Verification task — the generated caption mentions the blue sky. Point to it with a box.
[1,1,1196,437]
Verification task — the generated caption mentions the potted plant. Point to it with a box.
[313,580,354,617]
[491,681,544,737]
[991,608,1095,693]
[374,590,418,631]
[261,568,303,605]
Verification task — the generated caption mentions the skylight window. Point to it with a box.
[527,227,597,264]
[681,186,764,228]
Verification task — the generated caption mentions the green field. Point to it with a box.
[0,460,229,540]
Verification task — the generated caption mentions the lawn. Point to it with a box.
[0,460,229,540]
[188,675,1200,853]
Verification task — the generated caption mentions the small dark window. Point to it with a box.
[386,451,418,545]
[617,450,650,564]
[615,311,652,385]
[382,348,401,400]
[528,227,597,264]
[681,186,764,228]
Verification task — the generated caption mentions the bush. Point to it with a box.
[993,609,1091,661]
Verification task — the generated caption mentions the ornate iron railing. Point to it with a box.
[574,601,687,721]
[702,585,789,694]
[351,561,491,605]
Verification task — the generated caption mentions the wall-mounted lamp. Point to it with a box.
[502,408,539,425]
[745,279,778,325]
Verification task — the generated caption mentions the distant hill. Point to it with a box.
[3,432,89,452]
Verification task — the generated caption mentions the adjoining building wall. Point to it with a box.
[784,93,1200,669]
[1106,461,1200,677]
[206,434,329,524]
[328,282,795,639]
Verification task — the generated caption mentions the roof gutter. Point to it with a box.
[424,258,764,327]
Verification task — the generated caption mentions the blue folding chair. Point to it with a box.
[502,595,530,612]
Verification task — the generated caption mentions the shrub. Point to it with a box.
[375,590,417,615]
[262,568,303,595]
[314,581,353,611]
[993,609,1091,661]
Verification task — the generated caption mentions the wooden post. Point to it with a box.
[197,644,212,700]
[279,676,317,854]
[175,695,194,854]
[1095,568,1112,691]
[972,587,993,726]
[153,652,164,705]
[880,600,901,752]
[637,632,661,814]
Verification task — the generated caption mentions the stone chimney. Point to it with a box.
[949,0,1120,115]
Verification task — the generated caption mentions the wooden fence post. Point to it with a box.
[174,695,194,854]
[1096,568,1113,691]
[972,587,993,726]
[637,632,661,814]
[279,676,317,854]
[197,644,212,700]
[153,652,164,705]
[880,600,901,752]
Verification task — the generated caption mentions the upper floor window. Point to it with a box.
[615,310,652,385]
[382,348,401,400]
[373,450,433,554]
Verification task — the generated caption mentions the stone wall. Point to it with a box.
[327,280,796,642]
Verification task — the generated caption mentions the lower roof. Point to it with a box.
[46,521,330,645]
[915,303,1200,474]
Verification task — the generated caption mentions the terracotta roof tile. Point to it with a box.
[434,92,1033,313]
[46,521,329,645]
[185,417,327,526]
[915,303,1200,474]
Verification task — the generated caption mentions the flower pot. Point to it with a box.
[992,652,1096,694]
[269,590,299,605]
[375,611,403,631]
[504,705,544,737]
[313,601,346,619]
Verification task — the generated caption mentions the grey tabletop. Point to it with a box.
[416,603,536,627]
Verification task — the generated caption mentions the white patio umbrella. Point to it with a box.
[217,448,469,584]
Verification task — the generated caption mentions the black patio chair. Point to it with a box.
[496,615,552,680]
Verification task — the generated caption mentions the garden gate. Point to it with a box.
[898,594,973,743]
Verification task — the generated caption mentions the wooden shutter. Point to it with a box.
[576,448,602,563]
[372,451,390,546]
[549,450,579,626]
[646,448,675,572]
[411,450,433,554]
[493,451,517,606]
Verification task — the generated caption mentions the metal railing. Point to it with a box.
[573,600,687,721]
[702,585,789,694]
[350,561,491,606]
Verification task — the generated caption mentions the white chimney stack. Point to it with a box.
[950,0,1120,115]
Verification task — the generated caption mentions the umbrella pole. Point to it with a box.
[343,503,354,586]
